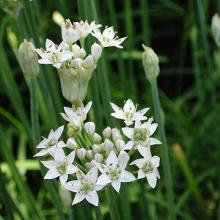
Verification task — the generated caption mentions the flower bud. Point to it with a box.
[112,128,122,142]
[142,44,159,81]
[93,133,102,144]
[211,14,220,47]
[85,122,95,136]
[103,139,114,152]
[91,43,102,62]
[86,150,93,160]
[76,148,87,159]
[92,144,101,154]
[66,138,78,150]
[83,55,95,69]
[94,153,103,163]
[72,44,86,59]
[115,139,125,151]
[61,19,79,45]
[18,39,39,77]
[103,127,112,138]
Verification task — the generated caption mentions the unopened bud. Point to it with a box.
[76,148,86,159]
[115,139,125,151]
[104,139,114,152]
[91,43,102,62]
[94,153,103,163]
[112,128,122,142]
[83,55,95,69]
[86,150,93,160]
[93,133,102,144]
[85,122,95,136]
[66,138,78,150]
[103,127,112,138]
[211,14,220,47]
[92,144,101,154]
[142,44,159,81]
[18,39,39,77]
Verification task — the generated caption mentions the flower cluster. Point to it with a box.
[35,99,161,206]
[35,19,126,103]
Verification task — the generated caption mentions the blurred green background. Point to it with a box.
[0,0,220,219]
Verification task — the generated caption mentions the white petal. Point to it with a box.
[149,138,162,146]
[149,123,158,135]
[44,169,60,179]
[106,151,118,167]
[124,120,133,126]
[123,141,134,150]
[122,127,133,139]
[97,173,111,186]
[66,164,77,174]
[38,58,52,65]
[111,112,125,120]
[64,180,81,192]
[84,101,92,114]
[86,191,99,206]
[41,160,56,169]
[110,102,120,112]
[111,181,121,193]
[52,126,64,140]
[53,63,62,69]
[54,148,66,163]
[36,138,47,148]
[72,192,85,205]
[137,146,151,159]
[130,158,145,168]
[138,169,145,179]
[146,172,157,188]
[67,151,76,163]
[118,151,129,170]
[46,39,55,51]
[123,99,135,113]
[34,149,49,157]
[86,167,98,183]
[137,107,149,116]
[120,170,135,182]
[60,51,73,62]
[59,174,68,184]
[151,156,160,168]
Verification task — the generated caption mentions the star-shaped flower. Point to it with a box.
[34,126,65,157]
[96,150,135,192]
[61,101,92,125]
[92,26,126,48]
[36,39,73,69]
[122,119,161,151]
[110,99,149,126]
[131,146,160,188]
[42,147,76,185]
[64,167,103,206]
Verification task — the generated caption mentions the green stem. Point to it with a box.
[149,79,176,220]
[105,187,121,220]
[95,206,102,220]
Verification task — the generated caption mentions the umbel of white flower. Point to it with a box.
[35,19,126,104]
[34,99,161,206]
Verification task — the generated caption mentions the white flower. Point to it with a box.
[42,148,76,185]
[85,122,96,136]
[110,99,149,126]
[34,126,65,157]
[61,19,79,45]
[92,26,126,48]
[64,167,103,206]
[61,101,92,124]
[122,119,161,151]
[74,20,101,40]
[212,14,220,47]
[36,39,73,69]
[97,150,135,192]
[131,146,160,188]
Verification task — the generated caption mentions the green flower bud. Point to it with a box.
[18,39,39,77]
[142,44,160,81]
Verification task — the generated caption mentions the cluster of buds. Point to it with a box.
[34,99,161,206]
[35,19,126,104]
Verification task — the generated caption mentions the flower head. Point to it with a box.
[131,147,160,188]
[36,39,72,69]
[92,26,126,48]
[64,167,103,206]
[122,119,161,151]
[110,99,149,126]
[97,150,135,192]
[34,126,65,157]
[42,148,76,185]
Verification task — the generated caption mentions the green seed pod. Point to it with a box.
[18,39,39,77]
[142,44,160,81]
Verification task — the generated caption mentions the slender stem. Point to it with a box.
[149,79,176,220]
[95,206,102,220]
[105,187,121,220]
